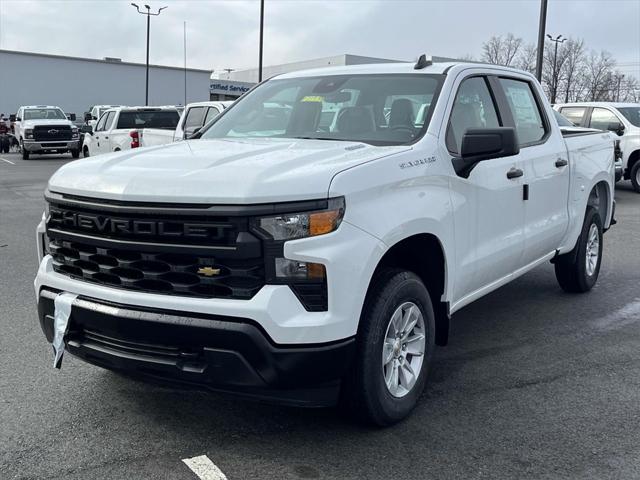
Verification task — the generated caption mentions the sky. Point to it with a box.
[0,0,638,79]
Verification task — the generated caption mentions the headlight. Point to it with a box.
[71,127,79,137]
[25,128,34,139]
[255,197,345,240]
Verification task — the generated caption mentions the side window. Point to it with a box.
[204,107,220,125]
[589,108,620,131]
[498,78,546,145]
[184,107,206,129]
[559,107,587,127]
[94,113,108,132]
[447,76,500,154]
[104,112,116,130]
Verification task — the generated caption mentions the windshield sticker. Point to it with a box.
[301,96,324,103]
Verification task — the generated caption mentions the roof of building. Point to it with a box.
[0,48,211,74]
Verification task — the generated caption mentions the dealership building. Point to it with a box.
[0,49,211,118]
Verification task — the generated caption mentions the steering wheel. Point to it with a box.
[389,124,416,137]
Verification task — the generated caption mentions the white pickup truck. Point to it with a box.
[555,102,640,192]
[36,59,617,425]
[173,101,233,141]
[81,106,180,157]
[14,105,80,160]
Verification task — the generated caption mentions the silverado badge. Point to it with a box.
[197,266,221,277]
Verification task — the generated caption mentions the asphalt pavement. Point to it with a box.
[1,151,639,479]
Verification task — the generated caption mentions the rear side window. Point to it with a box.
[589,108,620,131]
[498,78,546,146]
[117,111,180,130]
[104,111,116,130]
[447,76,501,154]
[184,107,206,128]
[95,113,108,131]
[559,107,587,127]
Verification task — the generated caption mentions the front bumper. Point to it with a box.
[37,287,355,406]
[23,139,79,152]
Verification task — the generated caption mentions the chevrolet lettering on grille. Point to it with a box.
[48,207,223,239]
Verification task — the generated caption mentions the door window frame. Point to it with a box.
[586,106,624,130]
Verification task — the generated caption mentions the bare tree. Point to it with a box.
[543,39,570,104]
[585,50,616,101]
[481,33,523,67]
[561,39,586,103]
[516,43,537,74]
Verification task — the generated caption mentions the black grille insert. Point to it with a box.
[50,239,264,299]
[34,125,72,142]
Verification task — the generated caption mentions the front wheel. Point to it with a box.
[631,161,640,193]
[554,206,603,293]
[341,269,435,426]
[71,149,80,159]
[21,141,30,160]
[83,146,90,158]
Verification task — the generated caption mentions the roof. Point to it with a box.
[556,102,640,108]
[275,61,525,79]
[21,105,63,109]
[185,101,234,109]
[0,48,211,74]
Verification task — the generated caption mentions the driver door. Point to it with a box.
[445,75,526,304]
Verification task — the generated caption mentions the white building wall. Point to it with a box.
[0,50,212,117]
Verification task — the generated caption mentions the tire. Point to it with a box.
[554,206,603,293]
[21,142,30,160]
[71,149,80,159]
[83,146,90,158]
[341,269,435,426]
[631,161,640,193]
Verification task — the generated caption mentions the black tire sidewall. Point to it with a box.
[576,207,603,290]
[357,271,435,425]
[631,161,640,193]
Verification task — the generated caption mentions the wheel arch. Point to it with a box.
[587,180,611,229]
[368,233,450,346]
[625,149,639,179]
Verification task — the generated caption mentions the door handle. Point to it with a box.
[506,167,524,179]
[555,158,568,167]
[104,136,109,139]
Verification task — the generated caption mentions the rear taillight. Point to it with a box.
[130,130,140,149]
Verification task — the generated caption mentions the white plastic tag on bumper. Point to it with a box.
[52,292,77,369]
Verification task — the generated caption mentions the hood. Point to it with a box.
[23,119,74,128]
[48,138,410,204]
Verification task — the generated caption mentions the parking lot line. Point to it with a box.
[0,157,15,165]
[182,455,228,480]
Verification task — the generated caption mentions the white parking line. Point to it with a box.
[182,455,228,480]
[0,157,15,165]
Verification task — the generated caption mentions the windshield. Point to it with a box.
[24,108,66,120]
[554,110,575,127]
[200,74,444,146]
[618,107,640,127]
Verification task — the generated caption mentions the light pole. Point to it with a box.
[535,0,548,82]
[131,3,167,106]
[547,33,566,104]
[258,0,264,82]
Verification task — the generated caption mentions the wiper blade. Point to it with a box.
[290,136,353,142]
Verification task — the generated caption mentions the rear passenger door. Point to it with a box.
[496,77,570,266]
[445,75,526,300]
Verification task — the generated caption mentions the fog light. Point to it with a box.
[275,258,325,279]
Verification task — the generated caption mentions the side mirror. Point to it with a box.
[16,117,21,122]
[184,127,201,139]
[84,112,92,122]
[69,113,77,122]
[607,122,625,136]
[453,127,519,178]
[9,114,16,122]
[80,125,93,134]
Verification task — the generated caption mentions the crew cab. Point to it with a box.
[15,105,80,160]
[174,101,233,140]
[36,59,616,426]
[555,102,640,192]
[82,106,180,157]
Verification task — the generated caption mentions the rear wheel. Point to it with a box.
[554,206,603,293]
[341,269,435,426]
[631,161,640,193]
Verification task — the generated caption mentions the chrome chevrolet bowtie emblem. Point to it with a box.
[197,266,221,277]
[48,129,59,134]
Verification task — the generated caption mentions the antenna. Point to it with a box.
[414,54,432,70]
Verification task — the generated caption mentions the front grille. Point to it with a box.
[50,239,264,298]
[46,195,266,299]
[34,125,72,142]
